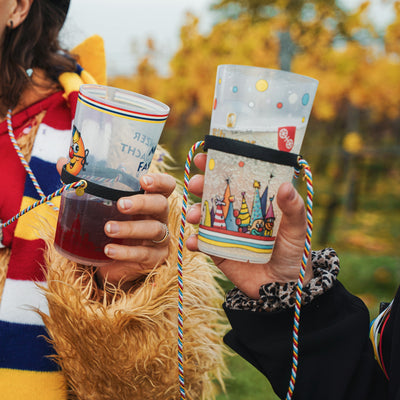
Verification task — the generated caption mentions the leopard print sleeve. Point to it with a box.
[225,248,340,312]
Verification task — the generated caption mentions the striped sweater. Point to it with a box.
[0,37,227,399]
[0,90,76,399]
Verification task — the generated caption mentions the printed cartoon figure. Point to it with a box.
[225,196,238,232]
[249,181,265,236]
[67,126,89,175]
[235,192,250,233]
[203,200,212,227]
[198,159,279,261]
[264,197,275,237]
[213,196,227,229]
[249,219,265,236]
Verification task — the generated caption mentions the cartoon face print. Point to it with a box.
[67,126,89,176]
[249,218,265,236]
[264,218,274,237]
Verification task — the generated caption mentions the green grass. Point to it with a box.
[216,354,278,400]
[332,252,400,316]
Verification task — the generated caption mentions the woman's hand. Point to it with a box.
[99,172,176,289]
[186,153,313,299]
[56,159,176,290]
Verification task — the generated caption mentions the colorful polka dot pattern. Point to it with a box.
[214,75,312,128]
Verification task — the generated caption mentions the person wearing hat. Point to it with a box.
[0,1,226,399]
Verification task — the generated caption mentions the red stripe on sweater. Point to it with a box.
[7,237,46,281]
[0,91,69,140]
[41,92,74,130]
[0,91,73,248]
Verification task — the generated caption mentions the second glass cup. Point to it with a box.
[54,84,170,265]
[198,65,318,263]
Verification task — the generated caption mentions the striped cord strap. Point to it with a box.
[286,157,314,400]
[0,180,87,230]
[177,140,205,399]
[6,109,58,211]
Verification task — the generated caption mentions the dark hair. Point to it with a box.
[0,0,76,116]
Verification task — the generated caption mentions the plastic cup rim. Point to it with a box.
[217,64,319,86]
[79,84,170,116]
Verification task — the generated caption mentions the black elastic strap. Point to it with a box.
[203,135,300,168]
[61,165,144,201]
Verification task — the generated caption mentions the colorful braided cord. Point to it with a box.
[0,180,87,230]
[177,140,205,400]
[6,109,58,211]
[176,144,313,400]
[286,158,314,400]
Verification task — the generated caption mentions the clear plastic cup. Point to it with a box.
[54,85,169,265]
[198,65,318,263]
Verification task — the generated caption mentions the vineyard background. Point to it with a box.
[77,1,400,398]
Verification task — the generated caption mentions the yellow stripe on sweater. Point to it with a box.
[14,196,60,241]
[0,369,66,399]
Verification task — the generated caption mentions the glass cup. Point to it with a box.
[54,84,169,265]
[198,65,318,263]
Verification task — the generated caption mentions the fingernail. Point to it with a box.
[119,198,133,210]
[105,246,116,257]
[105,222,119,234]
[190,174,202,185]
[142,175,154,186]
[187,207,194,218]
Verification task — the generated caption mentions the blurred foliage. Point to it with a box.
[111,0,400,258]
[110,1,399,397]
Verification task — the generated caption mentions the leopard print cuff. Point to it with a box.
[225,248,340,312]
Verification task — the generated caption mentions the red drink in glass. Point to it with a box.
[54,192,132,265]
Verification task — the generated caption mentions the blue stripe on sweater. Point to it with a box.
[0,320,59,371]
[24,157,63,200]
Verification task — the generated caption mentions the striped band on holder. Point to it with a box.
[78,91,169,123]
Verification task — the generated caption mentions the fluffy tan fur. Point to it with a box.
[41,189,229,399]
[1,134,229,399]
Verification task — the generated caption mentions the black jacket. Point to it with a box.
[224,281,395,399]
